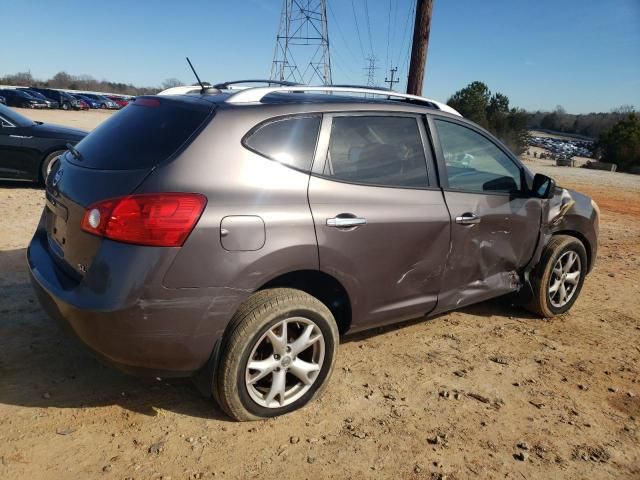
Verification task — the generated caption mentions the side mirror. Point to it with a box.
[531,173,556,199]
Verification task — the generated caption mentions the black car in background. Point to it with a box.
[29,88,80,110]
[17,89,59,109]
[0,89,48,109]
[0,104,87,183]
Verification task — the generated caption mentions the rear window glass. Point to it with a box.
[244,116,321,172]
[70,98,212,170]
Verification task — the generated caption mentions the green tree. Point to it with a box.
[594,114,640,171]
[446,81,491,127]
[447,82,528,154]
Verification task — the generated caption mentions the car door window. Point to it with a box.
[324,116,428,188]
[244,116,321,172]
[434,119,522,193]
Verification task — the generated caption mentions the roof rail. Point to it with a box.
[213,79,301,89]
[225,85,461,116]
[328,84,392,92]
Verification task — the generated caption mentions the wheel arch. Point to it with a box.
[258,270,352,335]
[551,229,592,272]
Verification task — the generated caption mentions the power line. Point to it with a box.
[398,0,416,90]
[363,0,375,56]
[385,0,392,70]
[390,0,399,61]
[397,0,415,64]
[327,0,360,64]
[351,0,366,58]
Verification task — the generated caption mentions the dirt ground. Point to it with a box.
[1,110,639,479]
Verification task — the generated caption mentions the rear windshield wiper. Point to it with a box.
[66,143,83,161]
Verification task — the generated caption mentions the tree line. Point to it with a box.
[447,81,639,172]
[0,71,161,96]
[526,105,636,139]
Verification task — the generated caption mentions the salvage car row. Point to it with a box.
[0,87,132,110]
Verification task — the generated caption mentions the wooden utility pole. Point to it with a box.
[384,66,399,90]
[406,0,433,96]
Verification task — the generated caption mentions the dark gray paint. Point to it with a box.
[28,93,599,376]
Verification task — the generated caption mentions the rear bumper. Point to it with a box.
[27,227,249,376]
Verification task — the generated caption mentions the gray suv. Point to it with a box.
[28,84,599,421]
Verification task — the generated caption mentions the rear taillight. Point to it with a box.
[81,193,207,247]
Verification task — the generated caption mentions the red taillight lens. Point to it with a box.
[81,193,207,247]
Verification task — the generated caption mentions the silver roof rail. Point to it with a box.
[225,86,461,116]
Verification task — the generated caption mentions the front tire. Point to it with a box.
[62,102,69,111]
[214,288,339,421]
[526,235,587,317]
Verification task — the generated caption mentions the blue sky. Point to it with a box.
[1,0,638,113]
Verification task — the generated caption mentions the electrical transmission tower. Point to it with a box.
[364,56,377,87]
[270,0,332,85]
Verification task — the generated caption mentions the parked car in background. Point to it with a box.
[29,88,80,111]
[71,94,98,109]
[27,85,599,421]
[18,89,59,109]
[0,104,86,183]
[0,89,48,109]
[75,98,90,110]
[80,93,119,109]
[106,95,130,108]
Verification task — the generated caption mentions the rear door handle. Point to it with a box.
[455,213,481,225]
[9,135,33,139]
[326,216,367,228]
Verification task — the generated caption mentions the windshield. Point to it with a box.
[0,104,35,127]
[25,90,46,100]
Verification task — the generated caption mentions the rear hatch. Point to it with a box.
[43,96,214,280]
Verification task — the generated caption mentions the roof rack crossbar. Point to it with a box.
[224,86,461,116]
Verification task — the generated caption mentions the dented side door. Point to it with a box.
[426,115,542,313]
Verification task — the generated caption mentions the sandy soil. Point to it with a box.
[16,106,117,131]
[1,112,639,479]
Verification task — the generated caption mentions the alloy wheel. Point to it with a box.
[548,250,581,308]
[245,317,325,408]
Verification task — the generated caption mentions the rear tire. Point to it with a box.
[40,150,65,185]
[525,235,587,317]
[213,288,339,421]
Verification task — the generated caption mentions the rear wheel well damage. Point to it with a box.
[259,270,352,335]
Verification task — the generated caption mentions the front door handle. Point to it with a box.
[9,135,33,139]
[455,213,481,225]
[326,216,367,228]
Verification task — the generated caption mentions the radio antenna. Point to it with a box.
[186,57,206,93]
